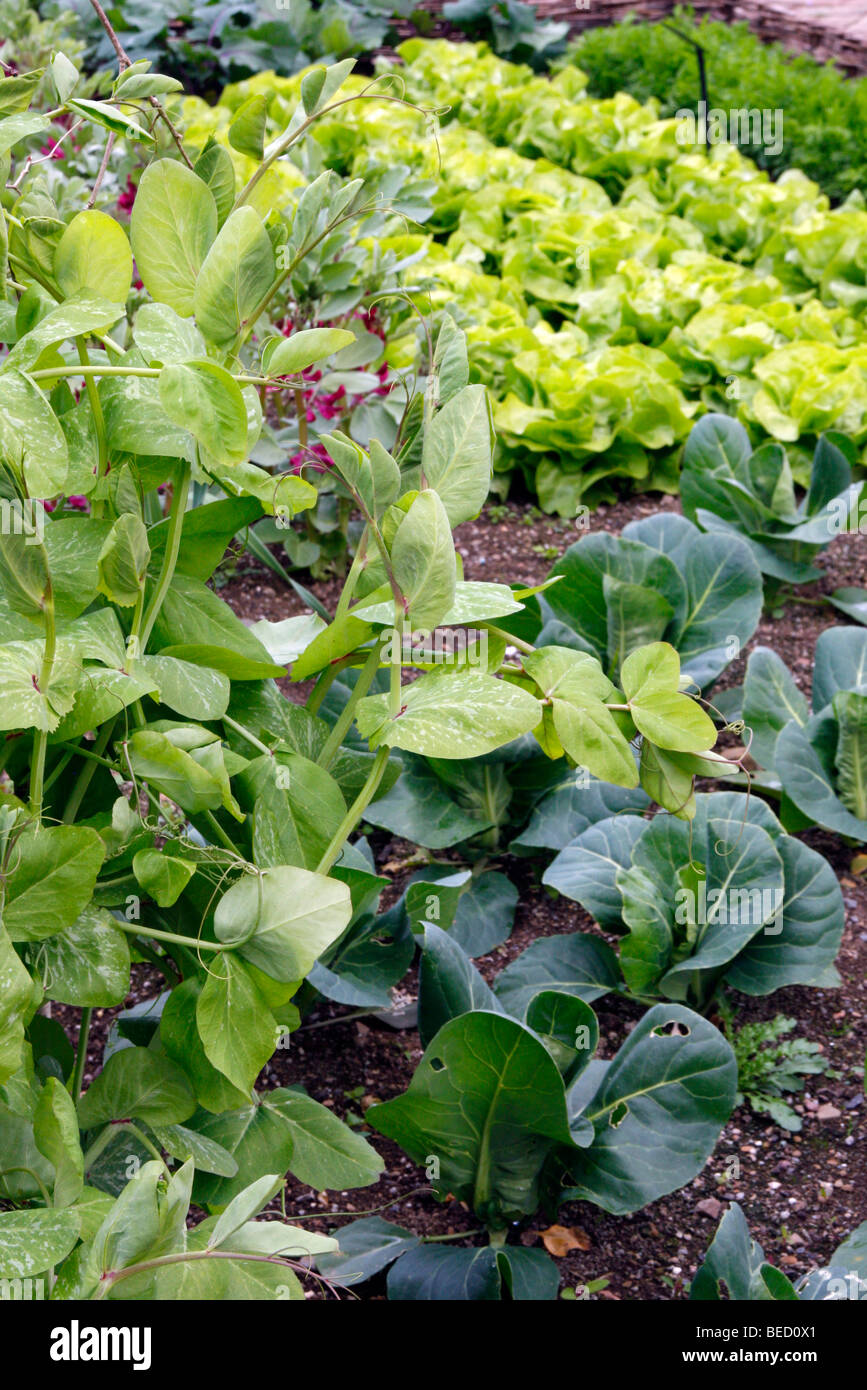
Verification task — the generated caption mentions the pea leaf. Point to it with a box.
[132,848,196,907]
[38,905,130,1007]
[54,210,132,303]
[228,94,268,159]
[0,369,68,497]
[620,642,717,752]
[97,512,150,606]
[158,360,248,467]
[34,1077,84,1208]
[4,826,104,942]
[266,1090,384,1189]
[130,159,218,316]
[0,1209,80,1279]
[0,924,33,1086]
[264,327,355,376]
[78,1048,196,1129]
[421,383,493,526]
[357,668,541,758]
[196,956,277,1094]
[391,489,456,629]
[213,865,352,983]
[193,206,274,347]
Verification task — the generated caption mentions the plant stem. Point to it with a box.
[295,387,308,449]
[112,919,228,953]
[484,622,535,655]
[232,82,435,212]
[139,457,191,651]
[76,338,108,516]
[29,586,56,823]
[0,1167,53,1206]
[334,525,369,621]
[221,713,273,758]
[317,641,382,770]
[307,662,342,716]
[425,1230,483,1244]
[96,1246,306,1299]
[69,1008,92,1102]
[61,720,117,824]
[87,0,195,167]
[202,809,238,854]
[315,745,390,875]
[29,365,271,385]
[56,741,119,773]
[123,1121,171,1170]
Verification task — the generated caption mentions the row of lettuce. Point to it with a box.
[10,35,867,513]
[561,6,867,205]
[164,38,867,512]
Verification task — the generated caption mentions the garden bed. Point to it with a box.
[54,494,867,1299]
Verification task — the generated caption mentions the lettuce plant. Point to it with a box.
[0,36,736,1298]
[542,792,844,1011]
[682,414,863,588]
[741,629,867,842]
[313,923,737,1299]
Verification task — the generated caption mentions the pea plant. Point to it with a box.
[0,24,737,1300]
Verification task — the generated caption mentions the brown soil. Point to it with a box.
[66,492,867,1300]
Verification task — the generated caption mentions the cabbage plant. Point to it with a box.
[682,413,863,588]
[312,923,738,1299]
[542,514,763,690]
[692,1202,867,1302]
[542,792,844,1010]
[742,628,867,842]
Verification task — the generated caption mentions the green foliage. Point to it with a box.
[50,0,419,93]
[126,38,867,512]
[543,792,844,1009]
[0,41,743,1300]
[313,927,736,1298]
[563,7,867,205]
[441,0,568,68]
[545,514,763,691]
[721,1011,831,1132]
[692,1202,867,1301]
[741,628,867,840]
[682,414,863,590]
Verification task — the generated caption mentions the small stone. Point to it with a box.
[816,1103,841,1120]
[696,1197,723,1220]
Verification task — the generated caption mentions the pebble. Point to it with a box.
[696,1197,723,1220]
[816,1103,842,1120]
